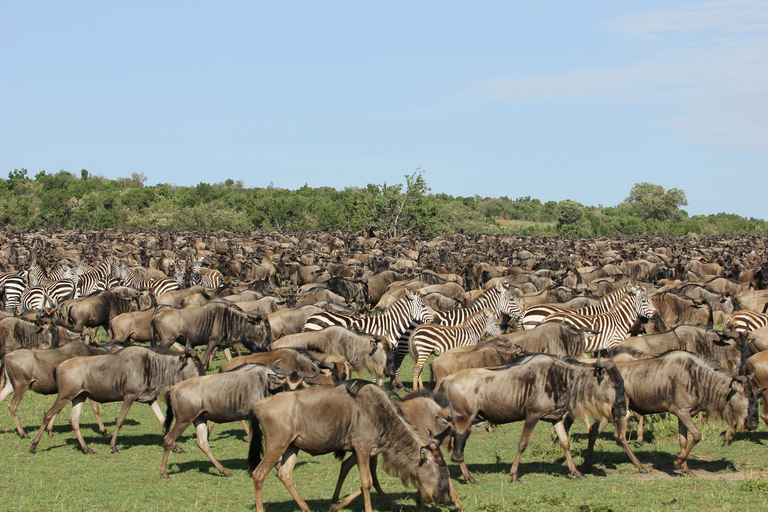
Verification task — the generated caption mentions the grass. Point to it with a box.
[2,352,768,511]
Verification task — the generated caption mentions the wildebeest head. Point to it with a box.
[725,375,760,432]
[412,440,452,506]
[268,359,320,391]
[369,335,396,377]
[180,340,205,377]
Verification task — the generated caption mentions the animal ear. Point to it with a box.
[730,378,745,393]
[405,290,415,300]
[495,281,504,292]
[419,446,430,461]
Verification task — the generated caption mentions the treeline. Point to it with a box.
[0,168,765,238]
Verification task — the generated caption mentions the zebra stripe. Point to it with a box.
[303,289,436,385]
[435,281,524,326]
[192,260,224,290]
[724,310,768,333]
[76,257,119,296]
[541,284,657,352]
[408,308,501,390]
[521,284,632,330]
[18,285,55,314]
[120,265,180,297]
[0,274,27,312]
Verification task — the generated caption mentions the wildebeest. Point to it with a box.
[271,326,395,381]
[150,301,269,367]
[107,305,173,344]
[247,380,452,512]
[743,350,768,428]
[0,342,112,437]
[267,304,322,340]
[586,350,759,475]
[160,361,316,478]
[330,389,462,510]
[29,343,204,454]
[436,353,629,483]
[0,317,86,359]
[55,290,139,337]
[219,347,347,384]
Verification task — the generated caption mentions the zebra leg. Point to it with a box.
[389,341,409,390]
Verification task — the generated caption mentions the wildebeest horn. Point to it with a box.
[297,361,321,379]
[184,339,195,357]
[270,359,293,376]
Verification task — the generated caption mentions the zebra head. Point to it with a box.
[626,283,658,321]
[482,307,502,337]
[404,289,437,324]
[493,281,525,322]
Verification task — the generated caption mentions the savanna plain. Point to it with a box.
[2,355,768,512]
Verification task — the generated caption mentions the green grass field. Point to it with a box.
[2,353,768,511]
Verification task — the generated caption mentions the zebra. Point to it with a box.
[119,265,180,297]
[521,283,633,330]
[75,257,120,297]
[541,283,657,353]
[303,289,437,385]
[0,273,27,312]
[18,285,55,314]
[25,265,78,307]
[192,259,224,290]
[409,307,501,390]
[436,281,524,327]
[724,310,768,333]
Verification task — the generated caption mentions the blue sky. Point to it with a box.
[1,1,766,219]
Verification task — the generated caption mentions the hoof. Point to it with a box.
[19,432,29,439]
[222,470,232,477]
[29,446,37,454]
[86,448,97,454]
[639,468,648,474]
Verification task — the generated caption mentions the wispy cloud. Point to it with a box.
[463,0,768,152]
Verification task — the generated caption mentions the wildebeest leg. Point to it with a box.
[673,412,701,476]
[160,411,194,478]
[583,418,606,472]
[89,400,110,436]
[509,416,541,483]
[69,396,96,454]
[450,414,477,484]
[4,378,29,438]
[252,445,290,512]
[274,446,311,512]
[30,391,82,453]
[193,419,231,477]
[634,412,645,444]
[332,454,394,512]
[611,416,646,473]
[553,420,581,478]
[109,396,138,454]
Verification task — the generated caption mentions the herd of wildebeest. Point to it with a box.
[2,229,768,511]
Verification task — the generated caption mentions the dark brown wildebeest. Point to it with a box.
[55,290,139,338]
[150,301,269,367]
[219,347,348,385]
[436,353,629,483]
[29,343,204,454]
[271,326,395,381]
[330,389,462,510]
[0,342,113,437]
[585,350,759,475]
[646,291,712,332]
[0,317,87,359]
[247,380,452,512]
[160,361,317,478]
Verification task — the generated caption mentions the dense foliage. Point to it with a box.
[1,168,765,237]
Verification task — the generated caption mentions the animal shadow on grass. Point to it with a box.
[247,492,416,512]
[63,431,166,453]
[458,459,588,483]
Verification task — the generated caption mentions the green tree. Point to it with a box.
[619,182,688,222]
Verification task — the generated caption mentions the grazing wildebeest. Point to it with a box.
[150,301,269,367]
[0,342,112,437]
[436,353,629,483]
[271,326,395,382]
[160,361,317,478]
[330,389,462,510]
[247,380,452,512]
[29,343,204,454]
[585,350,759,475]
[55,290,139,338]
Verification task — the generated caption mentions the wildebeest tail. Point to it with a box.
[247,410,264,474]
[163,394,174,434]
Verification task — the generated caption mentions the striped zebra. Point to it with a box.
[303,289,437,385]
[18,285,55,314]
[541,283,657,352]
[75,257,120,296]
[409,307,501,390]
[724,310,768,333]
[26,265,78,307]
[521,283,633,330]
[436,281,524,327]
[0,272,27,312]
[119,265,180,297]
[192,260,224,290]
